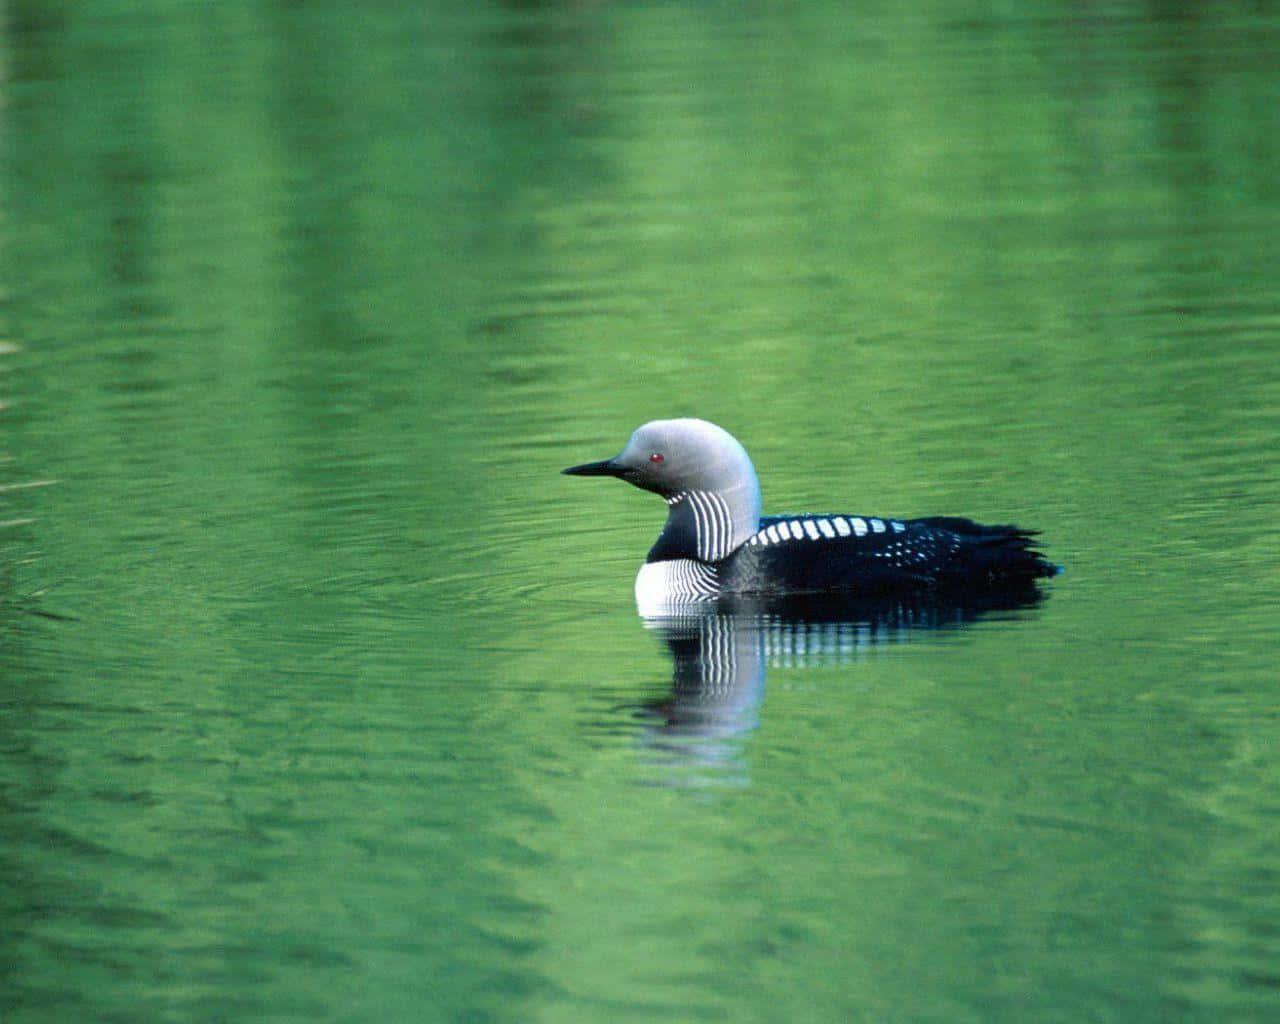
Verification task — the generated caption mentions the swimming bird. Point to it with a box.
[563,418,1058,605]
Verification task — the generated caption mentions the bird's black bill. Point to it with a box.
[562,458,625,477]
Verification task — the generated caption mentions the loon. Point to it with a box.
[563,418,1058,604]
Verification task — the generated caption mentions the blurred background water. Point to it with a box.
[2,2,1279,1022]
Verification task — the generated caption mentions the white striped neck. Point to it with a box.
[646,488,760,565]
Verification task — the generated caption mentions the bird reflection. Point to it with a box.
[630,585,1049,783]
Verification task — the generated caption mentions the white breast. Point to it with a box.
[634,559,720,615]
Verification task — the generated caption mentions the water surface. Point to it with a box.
[3,3,1279,1022]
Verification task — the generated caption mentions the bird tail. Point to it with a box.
[920,517,1060,582]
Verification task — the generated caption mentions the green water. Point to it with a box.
[3,2,1279,1022]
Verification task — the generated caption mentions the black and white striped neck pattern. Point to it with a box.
[665,490,741,563]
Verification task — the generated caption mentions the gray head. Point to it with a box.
[563,418,762,559]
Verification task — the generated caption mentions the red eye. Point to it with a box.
[649,452,664,464]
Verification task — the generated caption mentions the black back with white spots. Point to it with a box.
[719,513,1057,595]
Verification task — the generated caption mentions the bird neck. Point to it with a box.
[646,482,761,564]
